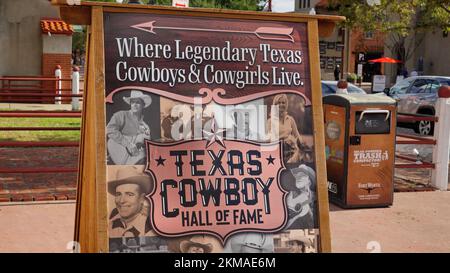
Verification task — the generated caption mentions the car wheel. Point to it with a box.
[414,120,434,136]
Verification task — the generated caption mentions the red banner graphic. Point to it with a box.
[144,139,288,243]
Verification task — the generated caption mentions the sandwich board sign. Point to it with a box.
[52,0,343,253]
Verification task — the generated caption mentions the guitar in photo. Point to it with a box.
[285,164,316,230]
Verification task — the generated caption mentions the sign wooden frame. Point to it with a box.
[52,0,343,253]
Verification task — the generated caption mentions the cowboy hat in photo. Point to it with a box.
[291,164,316,184]
[123,90,152,108]
[180,236,213,253]
[289,235,312,247]
[108,166,154,195]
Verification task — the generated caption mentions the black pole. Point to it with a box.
[128,0,142,4]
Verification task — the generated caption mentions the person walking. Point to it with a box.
[334,65,341,81]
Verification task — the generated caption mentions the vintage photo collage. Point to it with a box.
[105,89,319,253]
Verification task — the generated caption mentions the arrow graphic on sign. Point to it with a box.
[131,21,295,43]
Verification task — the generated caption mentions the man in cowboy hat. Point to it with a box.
[179,236,213,253]
[223,233,274,253]
[108,166,155,238]
[289,236,313,253]
[107,90,152,165]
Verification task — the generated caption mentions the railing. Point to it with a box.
[0,67,84,201]
[395,86,450,190]
[0,66,84,109]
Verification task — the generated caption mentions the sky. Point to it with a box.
[271,0,295,12]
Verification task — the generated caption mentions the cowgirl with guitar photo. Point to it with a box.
[106,90,152,165]
[285,164,316,230]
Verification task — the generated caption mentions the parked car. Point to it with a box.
[384,76,450,135]
[321,80,367,96]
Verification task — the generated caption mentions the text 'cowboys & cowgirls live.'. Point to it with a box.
[114,37,304,88]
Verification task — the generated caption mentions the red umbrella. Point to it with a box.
[368,57,402,63]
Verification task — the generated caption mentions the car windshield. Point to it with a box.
[321,83,335,95]
[347,84,365,94]
[438,79,450,86]
[322,81,366,95]
[390,78,414,94]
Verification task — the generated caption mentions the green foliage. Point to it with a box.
[329,0,450,66]
[72,27,86,52]
[0,118,81,142]
[190,0,260,10]
[346,73,357,83]
[83,0,259,10]
[329,0,450,36]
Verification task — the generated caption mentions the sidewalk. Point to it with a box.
[330,191,450,252]
[0,103,76,111]
[1,191,449,253]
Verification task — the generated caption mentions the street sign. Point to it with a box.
[357,64,363,78]
[372,75,386,92]
[358,52,365,63]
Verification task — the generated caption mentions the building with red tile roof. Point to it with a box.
[40,18,74,35]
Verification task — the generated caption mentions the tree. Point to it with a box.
[328,0,450,72]
[86,0,260,10]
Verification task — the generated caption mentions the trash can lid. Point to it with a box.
[323,93,396,106]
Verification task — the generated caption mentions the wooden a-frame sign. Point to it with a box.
[52,0,344,253]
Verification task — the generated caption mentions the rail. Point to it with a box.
[0,66,84,108]
[394,86,450,190]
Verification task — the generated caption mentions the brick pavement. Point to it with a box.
[0,147,78,202]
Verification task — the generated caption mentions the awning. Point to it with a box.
[368,57,402,63]
[40,18,73,35]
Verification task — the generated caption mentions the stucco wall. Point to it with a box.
[421,31,450,76]
[43,35,72,54]
[0,0,59,76]
[385,30,450,85]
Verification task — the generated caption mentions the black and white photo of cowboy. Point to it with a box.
[106,90,160,165]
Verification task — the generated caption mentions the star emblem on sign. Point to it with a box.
[155,156,166,166]
[266,155,276,165]
[203,118,226,148]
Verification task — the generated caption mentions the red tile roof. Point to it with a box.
[40,18,73,35]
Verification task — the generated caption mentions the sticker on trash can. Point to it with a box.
[326,121,341,140]
[353,149,389,167]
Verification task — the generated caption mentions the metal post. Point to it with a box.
[72,66,80,111]
[431,85,450,190]
[55,65,62,105]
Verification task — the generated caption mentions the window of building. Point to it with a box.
[364,31,374,39]
[298,0,311,9]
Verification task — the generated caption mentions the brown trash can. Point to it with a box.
[323,94,397,208]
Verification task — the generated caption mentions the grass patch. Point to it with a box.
[0,117,81,142]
